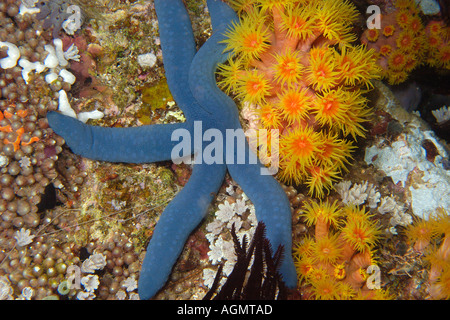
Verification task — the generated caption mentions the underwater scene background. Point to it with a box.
[0,0,449,300]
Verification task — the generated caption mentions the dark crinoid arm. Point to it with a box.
[203,222,287,300]
[138,162,227,300]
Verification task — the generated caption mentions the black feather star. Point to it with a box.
[203,222,287,300]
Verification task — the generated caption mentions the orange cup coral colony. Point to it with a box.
[293,200,390,299]
[361,0,450,85]
[425,20,450,71]
[219,0,381,198]
[404,209,450,300]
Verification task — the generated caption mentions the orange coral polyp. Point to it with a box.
[310,276,343,300]
[306,164,339,198]
[278,158,305,184]
[428,35,442,48]
[341,215,380,253]
[409,16,423,34]
[317,139,339,163]
[294,237,315,258]
[280,4,316,40]
[336,45,379,87]
[302,199,342,228]
[382,25,395,37]
[404,219,438,250]
[223,17,271,61]
[427,21,442,35]
[219,0,377,196]
[314,89,349,127]
[431,267,450,300]
[315,0,358,46]
[379,44,392,56]
[295,257,315,281]
[237,70,272,104]
[387,69,408,85]
[438,45,450,67]
[313,234,343,264]
[217,58,243,93]
[366,29,379,42]
[278,88,312,124]
[307,48,340,91]
[403,56,417,72]
[280,126,321,171]
[316,133,355,170]
[273,49,304,86]
[388,50,407,70]
[397,30,414,51]
[258,103,282,129]
[396,11,410,28]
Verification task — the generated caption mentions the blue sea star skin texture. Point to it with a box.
[47,0,297,299]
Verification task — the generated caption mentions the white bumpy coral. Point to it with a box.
[14,228,35,247]
[0,42,20,69]
[432,106,450,124]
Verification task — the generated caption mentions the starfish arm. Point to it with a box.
[47,111,190,163]
[189,0,239,119]
[227,154,298,289]
[188,0,297,288]
[154,0,205,120]
[207,0,239,33]
[138,162,227,300]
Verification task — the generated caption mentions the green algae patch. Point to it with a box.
[139,78,173,111]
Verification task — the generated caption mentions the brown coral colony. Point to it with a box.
[0,0,88,299]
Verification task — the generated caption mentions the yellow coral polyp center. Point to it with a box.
[380,45,391,56]
[383,26,394,37]
[391,53,405,67]
[294,137,314,155]
[316,67,328,79]
[334,265,346,280]
[324,100,338,113]
[244,34,263,50]
[353,228,367,241]
[281,61,297,76]
[429,23,441,34]
[400,35,412,47]
[397,12,409,25]
[290,17,308,32]
[247,80,262,94]
[429,36,440,47]
[410,18,421,33]
[442,52,450,62]
[367,29,379,42]
[322,287,332,294]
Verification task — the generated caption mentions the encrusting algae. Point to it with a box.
[218,0,381,198]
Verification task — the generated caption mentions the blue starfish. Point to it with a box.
[47,0,297,299]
